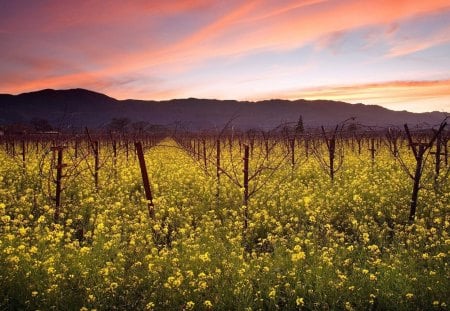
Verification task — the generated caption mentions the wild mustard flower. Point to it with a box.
[185,301,195,310]
[203,300,213,308]
[296,297,304,306]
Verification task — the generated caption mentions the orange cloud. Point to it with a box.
[1,0,450,105]
[263,80,450,111]
[86,0,450,76]
[242,0,450,52]
[0,72,104,93]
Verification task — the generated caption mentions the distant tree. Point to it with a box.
[295,115,304,134]
[30,118,53,132]
[148,124,168,135]
[7,123,32,135]
[108,117,130,134]
[131,121,149,134]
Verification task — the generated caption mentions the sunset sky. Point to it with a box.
[1,0,450,112]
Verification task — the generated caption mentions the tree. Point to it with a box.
[30,118,53,132]
[108,117,130,134]
[295,115,304,134]
[131,121,149,134]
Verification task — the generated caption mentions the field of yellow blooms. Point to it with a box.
[0,138,448,310]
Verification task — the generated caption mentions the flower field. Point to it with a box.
[0,134,449,310]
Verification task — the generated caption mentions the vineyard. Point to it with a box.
[0,121,449,310]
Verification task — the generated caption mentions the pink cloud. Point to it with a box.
[0,1,214,32]
[263,79,450,107]
[386,25,450,57]
[1,0,450,103]
[98,0,450,76]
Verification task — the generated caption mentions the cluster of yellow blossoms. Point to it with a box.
[0,138,448,309]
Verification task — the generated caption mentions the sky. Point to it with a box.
[1,0,450,113]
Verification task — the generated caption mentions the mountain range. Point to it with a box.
[0,88,447,131]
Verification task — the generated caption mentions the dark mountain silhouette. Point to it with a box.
[0,88,447,130]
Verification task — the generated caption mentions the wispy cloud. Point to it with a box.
[263,79,450,109]
[1,0,450,112]
[386,25,450,57]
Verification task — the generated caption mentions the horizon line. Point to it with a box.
[2,86,450,114]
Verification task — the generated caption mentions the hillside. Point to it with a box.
[0,88,447,130]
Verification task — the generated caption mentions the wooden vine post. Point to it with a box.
[85,128,100,190]
[243,144,249,230]
[134,141,155,219]
[431,130,445,181]
[74,139,79,158]
[215,139,221,206]
[369,137,376,166]
[113,140,117,160]
[444,135,449,166]
[21,140,26,167]
[321,125,338,182]
[305,137,309,158]
[264,133,269,160]
[216,139,221,182]
[290,138,295,167]
[202,139,207,169]
[51,146,66,222]
[197,140,201,161]
[93,141,99,189]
